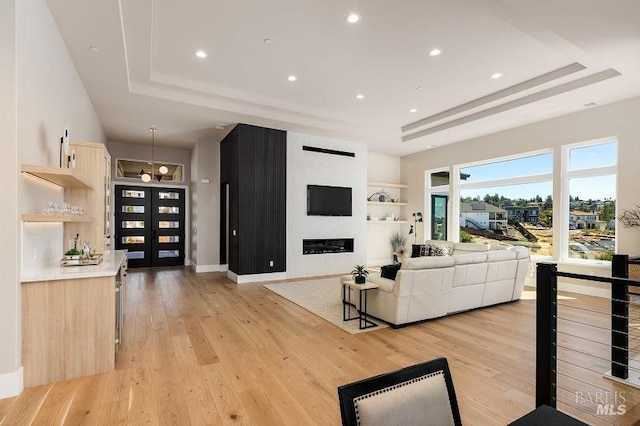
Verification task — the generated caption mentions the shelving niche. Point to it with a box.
[367,181,408,223]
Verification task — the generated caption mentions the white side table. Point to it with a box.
[342,280,379,330]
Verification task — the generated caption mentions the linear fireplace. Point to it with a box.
[303,238,354,255]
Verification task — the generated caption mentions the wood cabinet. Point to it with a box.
[21,164,94,222]
[21,141,111,253]
[21,252,127,388]
[64,141,112,253]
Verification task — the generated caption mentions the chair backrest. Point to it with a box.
[337,358,462,426]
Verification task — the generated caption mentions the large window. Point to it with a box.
[457,152,553,255]
[564,140,617,261]
[425,138,617,264]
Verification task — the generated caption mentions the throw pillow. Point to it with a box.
[381,263,402,280]
[425,244,450,257]
[411,244,425,258]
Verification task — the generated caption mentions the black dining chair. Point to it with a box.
[337,357,462,426]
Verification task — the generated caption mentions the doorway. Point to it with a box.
[431,194,448,241]
[115,185,185,267]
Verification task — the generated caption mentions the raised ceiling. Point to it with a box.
[46,0,640,155]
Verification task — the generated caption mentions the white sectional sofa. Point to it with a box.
[361,241,530,327]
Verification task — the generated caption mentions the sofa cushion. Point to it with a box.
[453,252,487,265]
[381,263,402,280]
[453,242,490,254]
[402,256,455,270]
[486,250,517,262]
[509,246,530,259]
[367,274,396,292]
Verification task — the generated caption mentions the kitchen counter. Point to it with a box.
[21,250,127,283]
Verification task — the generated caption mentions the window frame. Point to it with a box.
[559,138,617,264]
[425,138,618,266]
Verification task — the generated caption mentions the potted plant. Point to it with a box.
[351,264,369,284]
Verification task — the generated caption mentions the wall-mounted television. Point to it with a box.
[307,185,352,216]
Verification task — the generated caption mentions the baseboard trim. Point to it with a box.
[191,263,223,274]
[0,367,23,399]
[227,271,287,284]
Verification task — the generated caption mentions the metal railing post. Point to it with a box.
[536,262,557,408]
[611,254,629,379]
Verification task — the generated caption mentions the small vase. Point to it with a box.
[355,276,366,284]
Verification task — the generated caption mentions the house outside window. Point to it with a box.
[503,205,540,224]
[460,202,508,230]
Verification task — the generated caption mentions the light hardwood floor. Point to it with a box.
[2,267,640,425]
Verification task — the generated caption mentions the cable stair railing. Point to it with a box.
[535,255,640,423]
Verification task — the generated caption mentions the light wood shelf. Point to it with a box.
[367,201,408,206]
[22,214,92,223]
[367,181,408,189]
[22,164,93,189]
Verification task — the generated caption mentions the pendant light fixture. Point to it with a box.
[140,126,169,182]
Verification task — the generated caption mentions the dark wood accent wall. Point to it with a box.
[220,124,287,275]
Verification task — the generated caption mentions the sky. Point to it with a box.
[458,142,617,201]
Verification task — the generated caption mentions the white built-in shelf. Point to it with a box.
[367,201,408,206]
[22,164,93,189]
[367,220,408,224]
[367,181,408,189]
[21,214,92,223]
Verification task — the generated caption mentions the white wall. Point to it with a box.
[9,0,106,398]
[286,133,367,278]
[401,96,640,296]
[190,139,221,272]
[0,0,21,400]
[366,152,407,266]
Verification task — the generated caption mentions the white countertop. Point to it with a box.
[22,250,127,283]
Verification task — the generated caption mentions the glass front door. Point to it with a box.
[115,185,185,267]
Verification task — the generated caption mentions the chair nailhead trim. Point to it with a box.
[353,370,445,425]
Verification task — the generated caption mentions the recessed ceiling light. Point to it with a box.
[416,86,422,91]
[428,49,441,56]
[264,38,272,44]
[491,72,502,79]
[195,50,208,58]
[287,75,297,82]
[89,46,99,52]
[346,13,360,23]
[410,108,418,113]
[356,94,365,100]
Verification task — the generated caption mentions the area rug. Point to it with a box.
[263,277,388,334]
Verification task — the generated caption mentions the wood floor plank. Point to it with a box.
[3,267,640,425]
